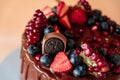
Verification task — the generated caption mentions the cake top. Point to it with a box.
[24,0,120,78]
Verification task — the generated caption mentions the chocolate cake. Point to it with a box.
[20,0,120,80]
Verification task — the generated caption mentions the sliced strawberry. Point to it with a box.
[42,6,54,18]
[69,8,87,25]
[56,1,69,17]
[50,51,72,72]
[59,15,71,29]
[54,25,60,33]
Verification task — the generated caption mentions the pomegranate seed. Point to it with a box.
[93,42,100,49]
[91,53,99,61]
[114,66,120,73]
[91,26,98,32]
[102,42,109,48]
[107,48,115,55]
[101,65,110,72]
[81,43,88,50]
[93,35,101,42]
[84,49,92,57]
[75,48,81,54]
[33,14,38,20]
[111,40,120,47]
[103,31,108,36]
[88,67,94,72]
[32,35,40,41]
[94,67,100,72]
[85,37,93,42]
[97,72,106,77]
[35,9,42,14]
[35,54,41,61]
[109,26,114,33]
[97,59,106,68]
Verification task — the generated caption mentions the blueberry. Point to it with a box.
[93,10,102,16]
[64,31,74,39]
[72,64,87,77]
[44,25,54,34]
[99,16,107,22]
[69,51,82,66]
[100,22,109,31]
[93,10,102,21]
[52,6,57,13]
[87,18,95,26]
[66,49,72,56]
[40,54,53,66]
[115,26,120,34]
[48,15,59,25]
[27,44,41,56]
[107,20,116,27]
[66,39,76,51]
[109,54,120,66]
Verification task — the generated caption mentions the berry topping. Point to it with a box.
[59,15,71,29]
[25,9,48,46]
[115,26,120,34]
[44,25,54,34]
[66,39,76,51]
[52,6,57,13]
[114,66,120,73]
[69,8,87,25]
[72,64,87,77]
[87,18,95,26]
[93,10,102,21]
[27,44,41,56]
[109,54,120,66]
[48,15,59,25]
[35,54,41,61]
[56,1,69,17]
[69,50,82,66]
[42,6,54,18]
[40,53,53,67]
[50,52,72,72]
[100,22,109,31]
[64,31,74,39]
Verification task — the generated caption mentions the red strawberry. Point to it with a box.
[42,6,54,18]
[69,8,87,25]
[56,1,69,17]
[59,15,71,29]
[50,51,72,72]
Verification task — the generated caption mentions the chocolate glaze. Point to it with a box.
[20,25,120,80]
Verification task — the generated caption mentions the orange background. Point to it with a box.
[0,0,120,62]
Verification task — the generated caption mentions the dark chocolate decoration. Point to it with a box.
[42,32,67,54]
[44,38,64,54]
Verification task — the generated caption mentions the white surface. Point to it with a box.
[0,48,20,80]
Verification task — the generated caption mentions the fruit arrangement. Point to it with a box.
[24,0,120,78]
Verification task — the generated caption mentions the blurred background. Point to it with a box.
[0,0,120,62]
